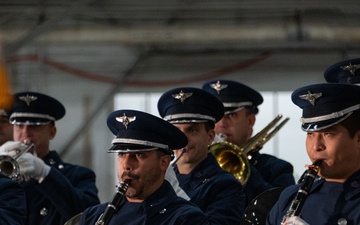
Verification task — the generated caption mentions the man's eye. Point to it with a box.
[190,128,198,133]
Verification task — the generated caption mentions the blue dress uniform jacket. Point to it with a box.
[267,169,360,225]
[80,180,209,225]
[0,174,27,225]
[20,150,100,225]
[245,152,295,204]
[175,153,246,225]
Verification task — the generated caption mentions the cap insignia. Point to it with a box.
[210,81,228,94]
[172,90,193,103]
[341,63,360,75]
[116,113,136,129]
[19,94,38,106]
[299,91,322,106]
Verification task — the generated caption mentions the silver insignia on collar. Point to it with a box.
[210,80,228,94]
[19,94,38,106]
[172,90,193,103]
[299,91,322,106]
[341,63,360,75]
[116,113,136,129]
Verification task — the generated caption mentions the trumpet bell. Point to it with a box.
[209,142,251,186]
[0,155,20,179]
[0,142,35,180]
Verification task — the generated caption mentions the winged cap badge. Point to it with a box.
[299,91,322,106]
[172,90,193,103]
[116,113,136,129]
[19,94,38,106]
[210,80,228,94]
[341,63,360,75]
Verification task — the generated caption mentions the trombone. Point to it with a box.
[209,114,289,186]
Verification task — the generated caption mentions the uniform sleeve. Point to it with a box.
[0,176,27,225]
[203,175,246,225]
[35,165,100,221]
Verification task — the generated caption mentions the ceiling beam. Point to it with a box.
[2,24,360,46]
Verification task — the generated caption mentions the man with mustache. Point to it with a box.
[157,87,246,225]
[79,109,209,225]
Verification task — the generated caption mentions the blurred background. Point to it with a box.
[1,0,360,202]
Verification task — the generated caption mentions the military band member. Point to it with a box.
[0,109,13,145]
[324,57,360,84]
[158,87,246,224]
[4,91,100,225]
[202,80,295,204]
[79,109,209,225]
[268,83,360,225]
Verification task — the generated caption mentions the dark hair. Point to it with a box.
[156,149,171,157]
[341,110,360,138]
[204,121,215,131]
[244,106,254,115]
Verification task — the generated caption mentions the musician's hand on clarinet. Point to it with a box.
[17,153,51,183]
[283,216,309,225]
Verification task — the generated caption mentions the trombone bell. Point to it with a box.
[209,142,251,186]
[209,114,289,186]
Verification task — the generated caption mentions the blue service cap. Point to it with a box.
[157,87,224,124]
[202,80,263,114]
[292,83,360,132]
[324,58,360,84]
[7,92,65,125]
[107,109,188,156]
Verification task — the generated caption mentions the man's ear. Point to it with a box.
[248,113,256,127]
[208,129,215,146]
[356,130,360,147]
[247,114,256,138]
[160,154,171,171]
[49,125,57,140]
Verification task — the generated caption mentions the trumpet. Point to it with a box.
[209,114,289,186]
[0,142,35,181]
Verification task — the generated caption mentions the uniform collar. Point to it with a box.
[174,153,220,188]
[309,170,360,200]
[143,180,179,217]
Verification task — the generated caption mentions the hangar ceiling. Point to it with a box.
[1,0,360,93]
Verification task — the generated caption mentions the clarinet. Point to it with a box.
[281,160,321,224]
[95,179,131,225]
